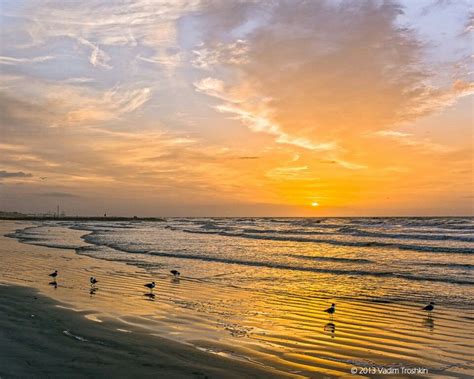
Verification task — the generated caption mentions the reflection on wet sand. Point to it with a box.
[144,293,156,301]
[423,315,435,332]
[48,280,57,289]
[1,222,473,378]
[324,322,336,338]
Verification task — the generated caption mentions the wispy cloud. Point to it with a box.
[77,37,112,69]
[195,77,335,151]
[0,55,54,65]
[0,170,33,178]
[37,192,81,198]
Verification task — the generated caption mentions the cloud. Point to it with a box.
[60,77,95,85]
[0,75,152,127]
[0,0,472,215]
[12,0,197,71]
[0,170,33,178]
[37,192,80,198]
[195,77,336,151]
[0,55,54,65]
[77,37,112,69]
[375,130,413,138]
[191,1,472,145]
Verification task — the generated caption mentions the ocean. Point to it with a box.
[3,217,474,376]
[8,217,474,305]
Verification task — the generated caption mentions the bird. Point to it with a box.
[90,277,98,286]
[49,270,58,279]
[423,302,435,311]
[325,303,336,314]
[170,270,180,277]
[144,282,156,292]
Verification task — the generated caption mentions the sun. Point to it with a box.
[311,202,319,207]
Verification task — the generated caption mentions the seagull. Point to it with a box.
[49,270,58,279]
[325,303,336,314]
[170,270,180,277]
[90,277,98,286]
[144,282,156,292]
[423,302,435,311]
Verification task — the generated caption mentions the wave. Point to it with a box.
[336,227,474,242]
[236,226,474,242]
[79,246,473,286]
[414,262,474,270]
[5,226,84,250]
[288,254,373,263]
[7,224,474,287]
[181,229,474,254]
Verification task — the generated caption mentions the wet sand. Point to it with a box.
[1,221,473,378]
[0,284,288,378]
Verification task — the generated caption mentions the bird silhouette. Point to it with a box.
[423,302,435,311]
[324,303,336,315]
[144,282,156,292]
[170,270,180,277]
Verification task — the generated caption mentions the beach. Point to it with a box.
[0,285,287,378]
[0,219,473,378]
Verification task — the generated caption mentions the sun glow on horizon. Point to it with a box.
[311,202,319,207]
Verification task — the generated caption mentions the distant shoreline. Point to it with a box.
[0,215,472,221]
[0,215,166,222]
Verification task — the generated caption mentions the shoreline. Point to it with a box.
[1,215,472,222]
[0,284,291,378]
[1,220,473,378]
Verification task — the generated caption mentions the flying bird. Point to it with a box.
[170,270,180,277]
[144,282,156,291]
[325,303,336,314]
[423,302,435,311]
[49,270,58,279]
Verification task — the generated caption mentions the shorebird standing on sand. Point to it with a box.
[423,302,435,311]
[144,282,156,292]
[325,303,336,315]
[90,277,98,286]
[49,270,58,279]
[170,270,180,278]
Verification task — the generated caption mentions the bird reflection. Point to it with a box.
[144,293,156,301]
[324,322,336,338]
[89,287,98,296]
[171,277,180,284]
[48,280,58,289]
[423,315,435,332]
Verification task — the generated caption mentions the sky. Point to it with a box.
[0,0,472,217]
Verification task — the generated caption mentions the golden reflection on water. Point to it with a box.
[0,222,473,377]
